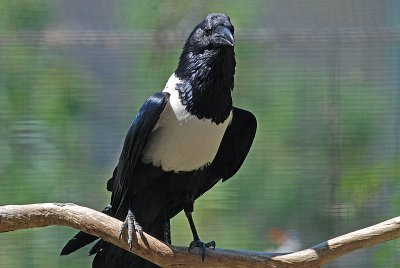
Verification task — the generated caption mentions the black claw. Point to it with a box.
[188,239,216,261]
[119,209,142,250]
[205,240,216,250]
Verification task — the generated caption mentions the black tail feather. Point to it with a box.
[60,205,112,256]
[165,219,171,244]
[60,231,98,255]
[91,214,167,268]
[61,204,167,267]
[89,240,104,256]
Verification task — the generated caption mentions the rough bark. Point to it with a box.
[0,203,399,267]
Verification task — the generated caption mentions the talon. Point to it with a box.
[135,222,143,235]
[205,240,216,250]
[119,224,126,240]
[118,209,142,250]
[187,239,216,261]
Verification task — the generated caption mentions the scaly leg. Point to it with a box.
[184,199,215,261]
[119,208,143,250]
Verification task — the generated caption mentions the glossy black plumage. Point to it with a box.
[175,15,235,124]
[61,13,256,268]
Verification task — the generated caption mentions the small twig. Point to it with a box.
[0,203,399,267]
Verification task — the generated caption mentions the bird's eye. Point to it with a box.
[204,28,211,35]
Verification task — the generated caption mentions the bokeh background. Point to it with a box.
[1,1,400,267]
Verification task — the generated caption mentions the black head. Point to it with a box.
[175,13,235,80]
[175,13,236,124]
[186,13,234,52]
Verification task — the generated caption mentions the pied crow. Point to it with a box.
[61,13,257,268]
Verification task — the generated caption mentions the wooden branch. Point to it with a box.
[0,203,399,267]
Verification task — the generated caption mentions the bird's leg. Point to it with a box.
[119,208,143,250]
[185,199,216,261]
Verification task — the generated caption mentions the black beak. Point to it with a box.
[212,26,235,47]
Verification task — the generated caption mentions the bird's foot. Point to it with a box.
[188,239,216,261]
[119,209,143,250]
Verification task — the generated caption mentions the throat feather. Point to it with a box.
[175,47,235,124]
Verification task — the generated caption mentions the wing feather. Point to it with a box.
[109,92,170,217]
[199,107,257,195]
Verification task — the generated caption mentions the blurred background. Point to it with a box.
[0,0,399,267]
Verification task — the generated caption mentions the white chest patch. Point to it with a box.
[141,74,232,172]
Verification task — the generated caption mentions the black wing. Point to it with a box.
[199,107,257,195]
[60,92,169,256]
[110,92,169,217]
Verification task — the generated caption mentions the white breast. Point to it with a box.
[141,74,232,172]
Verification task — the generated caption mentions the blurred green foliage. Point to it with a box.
[0,0,50,31]
[1,1,400,268]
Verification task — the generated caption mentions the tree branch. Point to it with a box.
[0,203,399,267]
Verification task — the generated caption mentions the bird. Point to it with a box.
[60,13,257,268]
